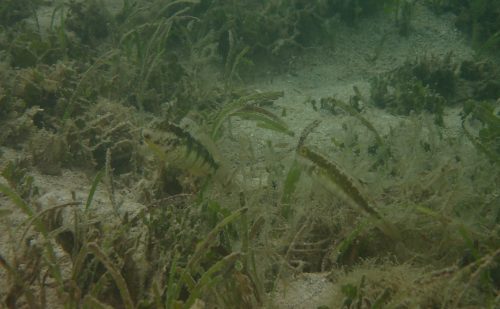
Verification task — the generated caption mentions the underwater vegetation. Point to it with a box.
[0,0,499,308]
[426,0,500,52]
[370,55,453,126]
[370,53,500,126]
[0,0,42,27]
[462,99,500,164]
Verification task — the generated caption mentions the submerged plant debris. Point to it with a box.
[0,1,499,308]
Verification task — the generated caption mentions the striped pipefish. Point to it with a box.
[142,122,220,177]
[297,145,399,240]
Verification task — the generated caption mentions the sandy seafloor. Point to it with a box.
[0,1,496,308]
